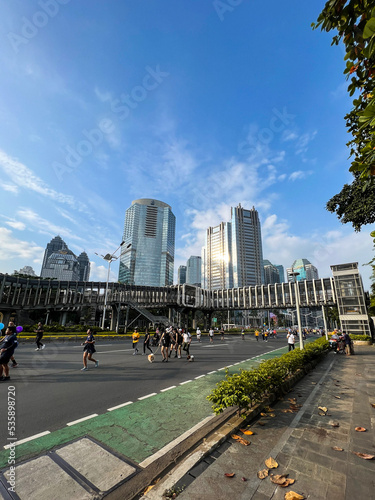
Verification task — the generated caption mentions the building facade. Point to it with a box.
[287,259,319,282]
[41,236,89,281]
[202,205,264,290]
[178,265,187,285]
[263,260,280,285]
[275,264,285,283]
[186,256,201,286]
[118,199,176,286]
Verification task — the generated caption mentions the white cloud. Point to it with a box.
[2,183,19,194]
[89,261,117,282]
[0,227,44,263]
[6,221,26,231]
[0,149,87,211]
[289,170,313,181]
[295,131,317,156]
[282,130,298,142]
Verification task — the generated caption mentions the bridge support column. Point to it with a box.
[45,311,50,325]
[192,310,197,330]
[60,312,67,326]
[110,306,117,332]
[124,305,130,334]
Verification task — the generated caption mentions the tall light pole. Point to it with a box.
[95,241,129,330]
[290,271,304,350]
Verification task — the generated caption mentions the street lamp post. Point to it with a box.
[95,241,128,330]
[290,271,304,350]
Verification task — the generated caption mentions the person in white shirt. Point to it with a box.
[182,330,191,356]
[287,332,295,351]
[209,328,214,343]
[196,328,201,342]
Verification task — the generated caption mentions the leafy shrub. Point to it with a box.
[207,337,329,415]
[349,334,372,341]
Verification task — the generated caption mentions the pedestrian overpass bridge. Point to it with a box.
[0,262,371,336]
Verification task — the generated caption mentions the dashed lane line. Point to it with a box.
[138,393,157,400]
[3,431,51,449]
[180,380,192,385]
[107,401,133,411]
[67,414,98,426]
[194,375,205,380]
[160,386,177,392]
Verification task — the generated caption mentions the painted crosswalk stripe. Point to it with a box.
[160,386,176,392]
[107,401,133,411]
[180,380,192,385]
[138,393,157,400]
[4,431,50,449]
[67,414,98,426]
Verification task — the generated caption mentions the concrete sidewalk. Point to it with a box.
[154,345,375,500]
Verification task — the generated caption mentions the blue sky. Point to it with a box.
[0,0,373,289]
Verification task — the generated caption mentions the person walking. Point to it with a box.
[287,331,295,351]
[7,322,18,367]
[160,327,171,362]
[255,329,259,341]
[175,328,183,358]
[220,328,225,341]
[35,322,45,351]
[196,327,201,343]
[182,329,191,357]
[209,328,214,343]
[132,329,140,355]
[343,330,352,356]
[264,330,268,342]
[81,329,99,370]
[0,326,17,381]
[143,328,153,355]
[241,328,245,340]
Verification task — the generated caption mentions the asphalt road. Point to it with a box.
[0,333,293,446]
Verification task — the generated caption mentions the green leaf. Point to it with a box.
[363,18,375,39]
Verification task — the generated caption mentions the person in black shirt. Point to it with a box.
[81,329,99,371]
[160,328,171,362]
[0,327,17,381]
[35,322,45,351]
[143,329,153,355]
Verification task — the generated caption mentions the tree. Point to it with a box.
[313,1,375,230]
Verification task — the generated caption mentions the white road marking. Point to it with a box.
[218,367,228,371]
[138,393,157,400]
[195,375,205,379]
[67,414,98,426]
[207,370,217,374]
[226,364,234,368]
[4,431,51,449]
[107,401,133,411]
[202,344,228,348]
[160,386,177,392]
[180,380,192,385]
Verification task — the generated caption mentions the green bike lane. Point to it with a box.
[0,340,314,470]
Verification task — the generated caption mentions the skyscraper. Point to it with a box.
[263,260,280,285]
[178,265,187,285]
[287,259,319,282]
[275,264,285,283]
[77,252,90,281]
[202,205,264,289]
[186,256,201,286]
[118,199,176,286]
[41,235,67,272]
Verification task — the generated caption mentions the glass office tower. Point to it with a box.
[186,256,202,286]
[118,199,176,286]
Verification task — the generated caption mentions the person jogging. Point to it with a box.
[255,329,259,341]
[209,328,214,343]
[81,329,99,370]
[160,327,171,362]
[35,322,45,351]
[132,329,140,355]
[143,328,153,355]
[182,329,191,357]
[0,326,17,381]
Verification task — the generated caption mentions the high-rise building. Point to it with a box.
[77,252,90,281]
[202,205,264,289]
[275,264,285,283]
[231,205,264,287]
[186,256,201,286]
[41,236,89,281]
[118,199,176,286]
[287,259,319,282]
[263,260,280,285]
[178,265,187,285]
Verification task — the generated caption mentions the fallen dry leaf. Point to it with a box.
[331,422,340,427]
[240,429,254,435]
[258,421,266,426]
[288,398,297,403]
[281,409,294,413]
[352,452,375,460]
[224,472,235,477]
[311,382,317,385]
[280,478,296,488]
[143,485,155,494]
[270,474,289,485]
[260,412,268,417]
[332,446,344,451]
[232,434,250,445]
[265,457,278,469]
[318,412,326,416]
[318,406,328,413]
[284,492,305,500]
[269,413,276,417]
[355,427,367,432]
[241,477,247,482]
[334,396,341,399]
[371,403,375,408]
[231,434,241,441]
[257,469,269,479]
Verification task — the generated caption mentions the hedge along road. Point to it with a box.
[0,333,317,468]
